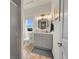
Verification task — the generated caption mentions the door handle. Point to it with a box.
[58,42,62,47]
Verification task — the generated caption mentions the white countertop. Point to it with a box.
[25,31,53,35]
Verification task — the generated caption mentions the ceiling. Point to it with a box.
[22,0,51,9]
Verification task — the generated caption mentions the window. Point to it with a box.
[25,18,33,31]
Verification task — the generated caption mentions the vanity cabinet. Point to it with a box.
[34,33,53,50]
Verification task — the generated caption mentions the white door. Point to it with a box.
[53,20,63,59]
[51,0,64,59]
[62,38,68,59]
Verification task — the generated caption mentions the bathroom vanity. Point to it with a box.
[33,32,53,50]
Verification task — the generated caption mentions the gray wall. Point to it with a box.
[12,0,21,6]
[63,0,68,39]
[10,2,18,59]
[10,0,21,59]
[62,0,68,59]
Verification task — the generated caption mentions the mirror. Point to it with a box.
[38,18,48,29]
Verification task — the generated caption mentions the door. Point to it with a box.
[53,20,63,59]
[52,0,64,59]
[53,19,68,59]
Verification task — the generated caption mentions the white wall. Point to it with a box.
[24,2,51,18]
[23,2,51,32]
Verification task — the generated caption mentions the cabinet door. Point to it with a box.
[34,33,52,50]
